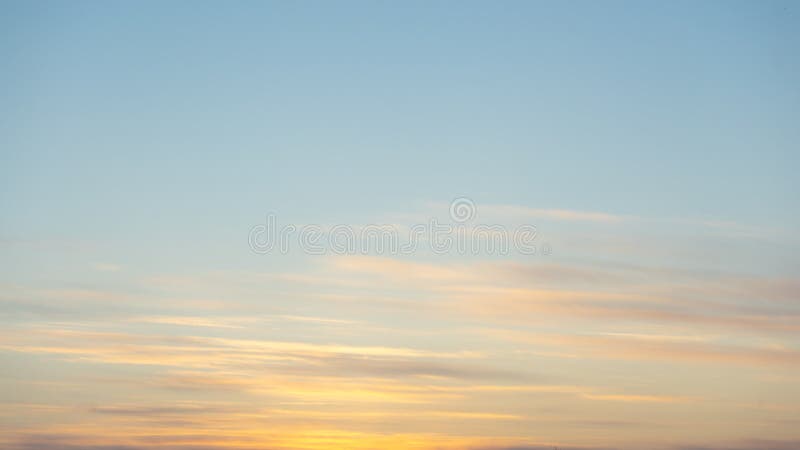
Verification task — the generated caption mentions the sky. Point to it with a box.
[1,1,799,449]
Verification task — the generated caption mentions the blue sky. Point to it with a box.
[1,2,799,450]
[3,1,798,231]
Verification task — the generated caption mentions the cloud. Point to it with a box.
[130,317,254,329]
[90,404,234,417]
[472,203,776,240]
[309,256,800,338]
[0,327,481,367]
[93,263,122,272]
[479,204,627,223]
[0,430,589,450]
[674,440,800,450]
[487,329,800,368]
[3,421,654,450]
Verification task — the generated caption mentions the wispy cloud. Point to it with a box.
[92,263,122,272]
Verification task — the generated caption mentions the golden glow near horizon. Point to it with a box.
[2,220,799,450]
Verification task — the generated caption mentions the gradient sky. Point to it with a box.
[1,1,799,450]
